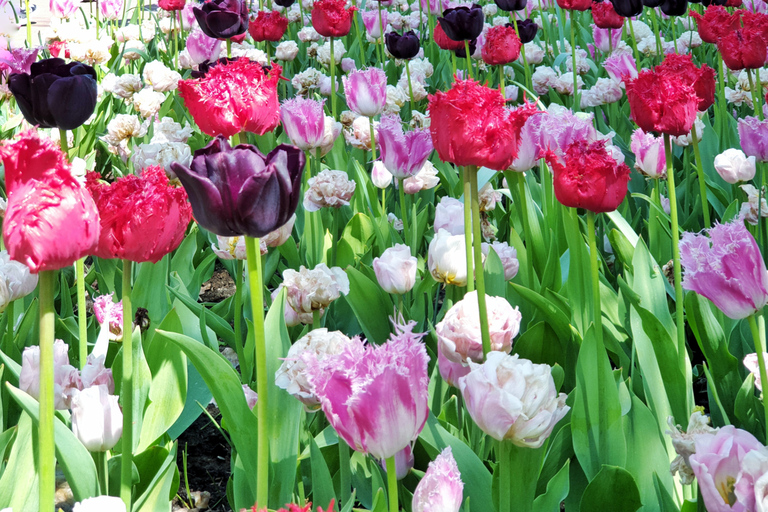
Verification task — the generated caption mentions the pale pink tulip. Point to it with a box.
[71,384,123,451]
[412,447,464,512]
[373,244,417,294]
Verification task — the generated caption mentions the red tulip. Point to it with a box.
[481,24,521,66]
[591,1,624,29]
[689,6,741,44]
[433,22,465,51]
[557,0,591,11]
[248,10,289,42]
[86,166,192,263]
[625,70,699,137]
[1,132,100,272]
[158,0,185,10]
[428,78,538,170]
[178,57,282,138]
[311,0,356,38]
[546,139,630,213]
[717,26,768,71]
[743,12,768,42]
[656,54,716,112]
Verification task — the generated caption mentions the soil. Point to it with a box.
[199,265,237,303]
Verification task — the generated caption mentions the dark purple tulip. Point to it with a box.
[516,18,538,43]
[274,0,295,6]
[193,0,249,39]
[170,136,306,238]
[611,0,643,15]
[454,38,477,58]
[494,0,528,11]
[659,0,688,14]
[437,4,484,42]
[641,0,663,7]
[385,31,421,60]
[8,58,97,131]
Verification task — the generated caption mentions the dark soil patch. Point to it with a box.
[199,266,236,303]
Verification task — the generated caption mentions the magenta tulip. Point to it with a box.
[377,113,434,179]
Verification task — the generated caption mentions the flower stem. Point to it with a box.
[498,64,505,98]
[5,299,13,349]
[245,237,269,508]
[690,123,710,229]
[330,37,337,121]
[38,270,56,512]
[469,166,491,357]
[462,168,474,293]
[587,211,603,344]
[93,450,109,494]
[569,12,579,112]
[650,8,663,60]
[716,53,729,148]
[312,309,321,330]
[515,172,534,289]
[234,259,244,383]
[626,18,640,72]
[25,0,30,47]
[76,258,88,368]
[747,70,765,122]
[499,441,511,512]
[405,61,415,112]
[748,314,768,442]
[59,128,68,156]
[120,259,134,510]
[511,14,531,90]
[663,134,687,375]
[369,116,377,164]
[463,39,473,80]
[227,38,232,58]
[398,178,410,254]
[385,456,398,512]
[339,441,351,508]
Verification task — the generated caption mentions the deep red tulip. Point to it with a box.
[428,78,538,170]
[743,12,768,41]
[717,26,768,71]
[158,0,185,10]
[689,6,741,44]
[625,70,699,137]
[592,1,624,29]
[86,167,192,263]
[481,24,522,66]
[178,57,282,138]
[311,0,356,38]
[546,139,630,213]
[557,0,591,11]
[1,132,100,272]
[656,54,716,111]
[248,10,289,42]
[433,23,465,51]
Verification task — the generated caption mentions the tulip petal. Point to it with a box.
[47,75,98,130]
[205,10,243,38]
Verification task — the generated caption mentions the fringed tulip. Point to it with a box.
[412,447,464,512]
[656,54,716,111]
[592,0,624,28]
[373,244,417,294]
[305,321,430,459]
[249,11,289,42]
[377,113,433,178]
[739,117,768,162]
[667,411,718,485]
[604,52,638,83]
[481,24,522,65]
[303,170,356,211]
[185,29,223,65]
[690,5,742,43]
[718,27,768,70]
[71,384,123,452]
[193,0,249,39]
[311,0,356,37]
[626,70,699,136]
[557,0,591,9]
[342,68,388,117]
[680,219,768,319]
[630,128,666,179]
[281,97,327,151]
[93,293,123,357]
[158,0,185,10]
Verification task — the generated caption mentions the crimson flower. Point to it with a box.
[592,1,624,29]
[717,27,768,71]
[158,0,185,10]
[248,10,289,42]
[656,54,716,111]
[546,140,630,213]
[689,6,741,44]
[433,23,465,51]
[1,132,100,272]
[428,78,538,170]
[481,24,522,66]
[311,0,357,38]
[625,70,698,137]
[85,167,192,263]
[178,58,281,138]
[557,0,591,11]
[743,12,768,41]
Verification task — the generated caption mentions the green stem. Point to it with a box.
[76,258,88,368]
[369,116,377,164]
[664,134,686,374]
[516,172,534,289]
[626,18,640,72]
[398,178,410,253]
[462,168,474,293]
[234,259,244,382]
[59,128,68,156]
[569,12,579,112]
[227,38,232,58]
[650,9,662,61]
[511,15,531,90]
[378,1,385,69]
[748,70,765,122]
[312,308,321,330]
[716,53,729,148]
[463,39,473,80]
[499,441,511,512]
[245,237,269,508]
[748,314,768,442]
[352,3,365,65]
[499,64,505,98]
[5,300,13,350]
[385,456,398,512]
[405,62,415,112]
[25,0,30,47]
[94,450,109,494]
[120,260,133,510]
[339,441,351,508]
[330,37,337,120]
[38,271,56,512]
[690,123,710,228]
[469,166,491,357]
[587,211,603,344]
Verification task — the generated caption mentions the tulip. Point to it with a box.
[71,384,123,452]
[434,197,465,235]
[666,411,718,485]
[193,0,249,39]
[362,9,388,39]
[311,0,357,37]
[437,348,471,387]
[630,129,666,179]
[303,169,356,211]
[437,4,485,41]
[371,161,394,188]
[73,497,127,512]
[171,136,305,238]
[740,184,768,226]
[376,114,433,179]
[593,26,622,53]
[458,352,570,447]
[481,241,519,280]
[9,58,97,131]
[735,446,768,512]
[495,0,528,10]
[739,117,768,162]
[281,97,327,152]
[304,321,430,460]
[342,68,388,118]
[604,53,638,83]
[680,219,768,319]
[1,132,100,273]
[428,229,468,286]
[592,0,624,28]
[93,293,124,356]
[281,263,350,316]
[412,447,464,512]
[656,54,716,112]
[381,445,415,480]
[714,149,757,184]
[81,354,115,392]
[404,161,440,194]
[660,0,688,16]
[249,10,289,42]
[178,58,282,138]
[0,48,38,75]
[481,24,521,66]
[0,250,38,312]
[50,0,78,17]
[373,244,418,294]
[690,426,765,512]
[744,353,768,391]
[690,5,742,43]
[386,31,420,60]
[625,70,699,137]
[185,29,223,65]
[433,23,466,51]
[718,27,768,71]
[158,0,185,9]
[437,290,521,364]
[20,340,81,410]
[516,18,538,43]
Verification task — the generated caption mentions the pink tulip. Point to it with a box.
[510,114,545,172]
[735,446,768,512]
[377,114,434,179]
[19,339,82,410]
[50,0,78,17]
[630,128,666,179]
[592,25,623,53]
[361,9,388,39]
[738,117,768,163]
[481,241,519,281]
[242,384,258,409]
[0,47,38,74]
[744,353,768,391]
[381,444,415,480]
[186,28,223,65]
[680,219,768,319]
[412,447,464,512]
[71,384,123,452]
[371,161,393,188]
[81,354,115,393]
[604,52,638,83]
[342,68,388,118]
[305,321,430,460]
[281,97,327,151]
[537,105,599,158]
[434,196,464,235]
[373,244,418,294]
[99,0,123,20]
[437,347,470,387]
[93,293,124,354]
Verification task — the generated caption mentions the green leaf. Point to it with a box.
[133,445,179,512]
[132,256,171,324]
[509,283,572,342]
[310,437,336,509]
[0,413,38,512]
[336,213,375,268]
[580,465,642,512]
[483,246,506,298]
[533,460,571,512]
[685,293,738,380]
[345,266,394,344]
[167,285,235,346]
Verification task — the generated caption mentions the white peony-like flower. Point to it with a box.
[143,60,182,92]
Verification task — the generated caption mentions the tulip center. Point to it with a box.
[717,476,737,507]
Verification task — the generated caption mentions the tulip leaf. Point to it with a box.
[309,437,336,510]
[6,384,99,502]
[132,444,179,512]
[579,465,642,512]
[508,283,571,342]
[167,284,235,346]
[532,459,570,512]
[685,292,738,380]
[483,247,506,298]
[133,256,171,325]
[0,412,38,512]
[345,266,394,345]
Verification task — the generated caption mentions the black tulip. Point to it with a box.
[610,0,643,16]
[385,31,421,60]
[641,0,663,7]
[454,38,477,58]
[516,18,538,43]
[193,0,249,39]
[659,0,687,15]
[437,4,485,42]
[8,58,97,131]
[494,0,528,11]
[274,0,295,6]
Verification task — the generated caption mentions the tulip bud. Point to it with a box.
[373,244,418,294]
[412,447,464,512]
[386,31,421,60]
[434,197,465,235]
[71,384,123,452]
[714,148,757,184]
[371,161,394,189]
[428,229,468,287]
[630,128,666,179]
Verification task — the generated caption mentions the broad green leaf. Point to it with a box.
[132,256,171,324]
[509,283,571,342]
[533,460,571,512]
[309,437,336,509]
[580,466,642,512]
[0,413,38,512]
[133,444,179,512]
[483,247,506,298]
[345,266,394,344]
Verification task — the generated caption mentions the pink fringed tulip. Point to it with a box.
[305,321,430,460]
[99,0,123,20]
[690,426,765,512]
[377,114,434,178]
[361,9,388,39]
[411,447,464,512]
[50,0,78,18]
[373,244,417,294]
[186,28,223,65]
[71,384,123,452]
[281,97,327,151]
[437,291,521,364]
[680,219,768,319]
[458,352,569,447]
[604,52,638,83]
[738,117,768,163]
[592,25,622,53]
[342,68,387,118]
[510,114,545,172]
[630,129,666,179]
